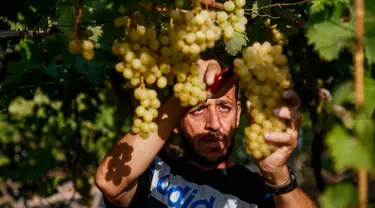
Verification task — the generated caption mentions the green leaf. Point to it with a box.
[101,19,124,50]
[18,39,33,60]
[310,0,350,14]
[332,80,354,105]
[253,0,272,14]
[364,1,375,64]
[246,17,268,44]
[6,60,43,82]
[332,77,375,115]
[0,17,25,31]
[326,125,374,171]
[363,77,375,114]
[354,110,374,153]
[319,182,357,208]
[224,32,248,56]
[55,4,75,35]
[87,25,103,44]
[306,5,355,61]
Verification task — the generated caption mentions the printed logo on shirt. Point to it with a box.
[149,156,258,208]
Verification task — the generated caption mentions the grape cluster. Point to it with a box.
[216,0,248,40]
[264,18,287,46]
[132,87,160,138]
[112,25,172,136]
[168,9,222,56]
[172,63,207,107]
[68,38,95,61]
[234,41,291,159]
[112,25,170,89]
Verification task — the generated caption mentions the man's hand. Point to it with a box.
[246,89,302,185]
[196,59,239,99]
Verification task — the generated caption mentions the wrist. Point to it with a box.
[260,165,289,186]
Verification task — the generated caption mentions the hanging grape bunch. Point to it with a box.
[216,0,247,40]
[68,32,96,61]
[233,41,291,159]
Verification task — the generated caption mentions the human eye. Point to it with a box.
[219,105,232,112]
[191,106,206,115]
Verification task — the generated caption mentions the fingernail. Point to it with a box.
[273,108,280,115]
[264,132,270,139]
[282,90,292,98]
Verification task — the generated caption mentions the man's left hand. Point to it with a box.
[246,89,302,185]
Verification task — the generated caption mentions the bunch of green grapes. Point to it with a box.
[112,25,172,137]
[172,63,207,107]
[168,9,222,56]
[264,18,287,46]
[68,38,95,61]
[113,25,170,89]
[233,41,291,159]
[216,0,248,40]
[132,87,160,138]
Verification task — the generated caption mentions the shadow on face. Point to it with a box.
[179,86,241,163]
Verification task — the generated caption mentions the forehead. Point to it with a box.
[204,86,237,105]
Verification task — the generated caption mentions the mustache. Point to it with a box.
[195,131,227,140]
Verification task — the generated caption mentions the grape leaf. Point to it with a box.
[332,78,375,115]
[246,17,269,44]
[0,16,25,31]
[326,125,374,171]
[306,5,355,61]
[87,25,103,43]
[6,60,43,82]
[310,0,350,14]
[332,80,353,105]
[253,0,272,14]
[55,4,75,35]
[18,39,33,60]
[224,32,248,56]
[364,1,375,64]
[319,182,357,208]
[354,111,374,157]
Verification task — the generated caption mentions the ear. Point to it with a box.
[236,100,241,127]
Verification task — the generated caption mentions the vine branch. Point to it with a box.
[245,0,312,12]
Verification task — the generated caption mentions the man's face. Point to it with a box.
[179,86,241,164]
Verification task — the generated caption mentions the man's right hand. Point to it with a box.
[196,59,239,99]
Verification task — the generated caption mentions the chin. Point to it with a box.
[201,150,227,161]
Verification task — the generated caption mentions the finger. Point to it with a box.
[246,100,253,123]
[204,62,221,87]
[246,100,252,113]
[210,74,240,99]
[273,106,302,130]
[264,130,297,146]
[281,90,300,109]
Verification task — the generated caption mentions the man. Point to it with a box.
[95,56,317,208]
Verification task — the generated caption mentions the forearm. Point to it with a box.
[261,166,316,208]
[95,96,188,197]
[273,188,316,208]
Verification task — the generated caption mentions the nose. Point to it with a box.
[204,108,222,132]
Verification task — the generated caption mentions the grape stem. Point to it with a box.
[140,76,145,89]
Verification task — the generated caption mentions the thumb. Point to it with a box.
[246,100,252,114]
[204,62,221,87]
[246,100,253,124]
